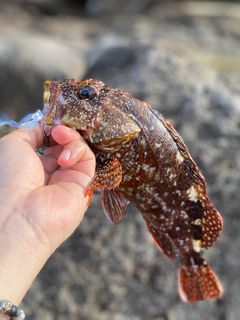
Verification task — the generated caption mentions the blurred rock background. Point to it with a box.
[0,0,240,319]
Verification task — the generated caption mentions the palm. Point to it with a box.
[0,126,95,251]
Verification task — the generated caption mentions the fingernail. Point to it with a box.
[60,148,71,161]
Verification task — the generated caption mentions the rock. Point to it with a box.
[0,1,99,120]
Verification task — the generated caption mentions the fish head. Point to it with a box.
[41,79,140,151]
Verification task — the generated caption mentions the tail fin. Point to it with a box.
[178,263,223,302]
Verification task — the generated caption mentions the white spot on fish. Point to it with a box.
[181,210,188,219]
[142,163,150,172]
[169,173,177,180]
[193,219,202,226]
[186,185,199,202]
[178,239,184,246]
[136,164,141,174]
[176,190,181,196]
[190,257,195,265]
[176,152,184,164]
[192,239,202,252]
[155,142,162,148]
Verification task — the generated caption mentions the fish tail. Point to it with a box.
[178,262,223,302]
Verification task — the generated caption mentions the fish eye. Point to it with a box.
[77,85,97,100]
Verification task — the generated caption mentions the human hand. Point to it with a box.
[0,125,95,308]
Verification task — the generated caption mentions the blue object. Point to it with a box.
[0,110,43,131]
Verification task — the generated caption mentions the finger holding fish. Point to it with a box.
[40,125,95,187]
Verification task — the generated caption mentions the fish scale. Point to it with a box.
[41,78,223,303]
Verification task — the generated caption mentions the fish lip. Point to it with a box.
[40,80,66,146]
[42,81,57,120]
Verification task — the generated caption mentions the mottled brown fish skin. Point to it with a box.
[41,78,223,302]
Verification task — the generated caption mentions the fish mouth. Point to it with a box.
[41,80,66,145]
[43,81,52,115]
[42,81,65,125]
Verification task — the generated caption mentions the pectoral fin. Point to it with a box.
[85,156,122,197]
[101,189,127,224]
